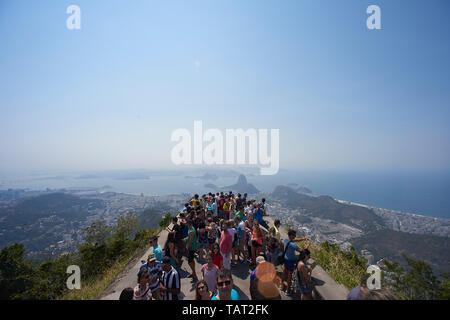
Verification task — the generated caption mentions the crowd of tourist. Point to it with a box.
[118,191,396,301]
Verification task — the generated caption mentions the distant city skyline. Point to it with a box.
[1,0,449,174]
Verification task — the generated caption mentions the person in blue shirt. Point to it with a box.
[347,274,370,300]
[211,268,240,300]
[281,229,309,294]
[182,203,189,213]
[211,196,217,217]
[253,204,264,225]
[150,236,163,261]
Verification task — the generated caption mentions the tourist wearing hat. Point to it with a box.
[139,252,163,299]
[249,256,281,300]
[250,256,266,284]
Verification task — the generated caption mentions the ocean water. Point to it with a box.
[268,170,450,219]
[1,170,449,219]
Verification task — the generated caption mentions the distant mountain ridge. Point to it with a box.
[184,173,219,180]
[0,193,102,227]
[270,185,384,232]
[222,174,259,194]
[296,186,312,194]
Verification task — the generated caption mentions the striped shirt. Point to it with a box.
[161,266,180,300]
[140,261,162,292]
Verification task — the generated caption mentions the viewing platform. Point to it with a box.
[98,214,349,300]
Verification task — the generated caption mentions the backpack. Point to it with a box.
[276,240,292,266]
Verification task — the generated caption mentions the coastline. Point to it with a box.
[334,199,442,220]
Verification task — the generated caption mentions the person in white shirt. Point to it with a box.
[261,198,268,215]
[236,216,248,263]
[133,268,152,300]
[244,201,252,217]
[227,220,238,265]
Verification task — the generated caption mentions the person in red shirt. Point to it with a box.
[212,243,223,269]
[220,222,233,270]
[217,195,226,220]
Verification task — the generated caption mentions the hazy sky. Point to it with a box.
[1,0,449,175]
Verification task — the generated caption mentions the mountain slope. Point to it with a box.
[0,193,102,228]
[270,185,385,232]
[351,229,450,275]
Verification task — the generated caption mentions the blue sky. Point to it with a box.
[0,0,449,174]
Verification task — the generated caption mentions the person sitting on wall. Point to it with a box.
[296,247,317,300]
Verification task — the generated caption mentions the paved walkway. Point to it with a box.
[98,214,297,300]
[97,227,171,300]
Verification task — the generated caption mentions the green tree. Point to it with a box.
[106,211,139,260]
[0,244,35,299]
[133,229,155,248]
[440,273,450,300]
[402,255,440,300]
[159,212,172,228]
[78,243,108,279]
[380,258,406,298]
[0,207,171,300]
[113,211,139,241]
[381,254,443,300]
[81,219,111,246]
[19,253,76,299]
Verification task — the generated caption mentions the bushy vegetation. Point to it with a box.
[302,240,449,300]
[0,211,172,300]
[380,255,449,300]
[302,241,368,289]
[139,207,175,230]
